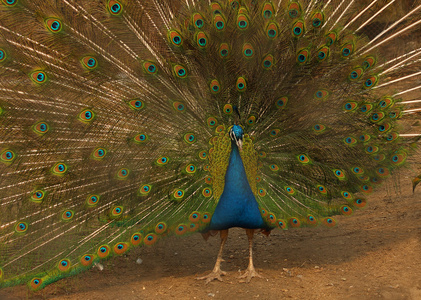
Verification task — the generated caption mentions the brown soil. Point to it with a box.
[1,169,420,300]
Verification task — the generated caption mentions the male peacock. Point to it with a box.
[0,0,420,290]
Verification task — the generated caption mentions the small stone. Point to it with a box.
[95,263,104,271]
[296,275,303,279]
[229,255,234,259]
[208,293,215,297]
[314,266,320,269]
[136,258,143,264]
[341,278,346,281]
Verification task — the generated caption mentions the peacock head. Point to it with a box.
[229,125,244,150]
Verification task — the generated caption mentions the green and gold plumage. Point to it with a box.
[0,0,420,290]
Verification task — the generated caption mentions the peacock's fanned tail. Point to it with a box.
[0,0,419,290]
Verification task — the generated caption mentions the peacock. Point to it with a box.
[0,0,420,291]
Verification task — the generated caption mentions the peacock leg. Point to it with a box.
[196,229,228,283]
[239,228,263,282]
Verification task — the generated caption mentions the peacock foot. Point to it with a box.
[238,267,263,283]
[196,269,227,284]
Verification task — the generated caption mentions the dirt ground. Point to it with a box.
[0,168,420,299]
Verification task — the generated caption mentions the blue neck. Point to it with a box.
[209,141,265,230]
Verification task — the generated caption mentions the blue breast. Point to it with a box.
[209,141,265,230]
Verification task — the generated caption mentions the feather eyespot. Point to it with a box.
[262,2,274,19]
[29,278,43,291]
[144,233,158,246]
[1,149,16,163]
[92,147,107,160]
[202,188,212,197]
[344,136,357,146]
[341,191,352,199]
[391,152,406,165]
[270,129,280,137]
[128,99,144,110]
[219,43,230,58]
[307,215,317,226]
[288,2,301,18]
[344,102,358,111]
[364,76,378,88]
[176,224,187,235]
[117,168,129,179]
[87,194,100,206]
[258,188,267,197]
[81,56,98,70]
[370,112,385,123]
[199,150,208,160]
[189,212,201,223]
[184,133,196,144]
[202,212,211,223]
[334,169,346,180]
[351,167,364,175]
[174,65,187,78]
[30,71,47,84]
[326,31,337,46]
[385,132,399,142]
[317,185,327,195]
[143,61,157,74]
[15,222,28,233]
[360,184,373,193]
[78,109,95,123]
[297,154,311,164]
[378,123,391,133]
[111,206,123,217]
[156,156,169,166]
[313,124,326,133]
[363,56,376,70]
[214,14,225,31]
[31,190,45,203]
[322,217,336,227]
[314,89,329,100]
[196,32,208,48]
[168,30,183,46]
[172,189,185,201]
[205,176,213,184]
[186,164,196,174]
[285,186,295,194]
[45,18,62,33]
[376,167,390,177]
[52,162,68,175]
[0,48,7,62]
[237,14,249,30]
[97,245,111,258]
[173,101,185,112]
[247,115,256,125]
[317,46,329,62]
[134,133,149,144]
[341,43,354,57]
[131,233,142,246]
[360,104,373,113]
[262,54,274,69]
[58,259,71,272]
[80,255,94,267]
[354,198,367,208]
[242,43,254,58]
[210,80,221,94]
[2,0,18,6]
[292,20,305,38]
[32,121,49,135]
[266,22,278,38]
[193,13,205,29]
[61,210,74,221]
[378,97,394,109]
[140,184,152,195]
[155,222,167,234]
[223,104,233,115]
[359,134,371,142]
[297,49,310,64]
[311,12,324,28]
[340,205,353,215]
[277,219,287,229]
[289,218,301,228]
[236,77,247,92]
[270,164,279,171]
[207,117,217,128]
[108,0,123,15]
[349,68,363,80]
